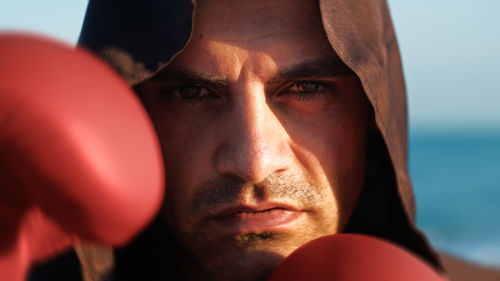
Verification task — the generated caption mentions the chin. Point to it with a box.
[187,231,316,281]
[198,245,285,281]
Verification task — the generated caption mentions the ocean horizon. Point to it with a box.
[409,129,500,267]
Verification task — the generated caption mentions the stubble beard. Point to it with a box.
[168,171,338,281]
[178,223,326,281]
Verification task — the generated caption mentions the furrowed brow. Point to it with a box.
[150,67,229,88]
[268,56,354,84]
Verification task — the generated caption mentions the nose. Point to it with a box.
[214,83,294,183]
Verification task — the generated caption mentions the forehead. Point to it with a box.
[194,0,322,43]
[171,0,335,75]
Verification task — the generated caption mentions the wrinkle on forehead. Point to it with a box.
[194,0,323,45]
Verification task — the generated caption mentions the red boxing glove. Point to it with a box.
[268,234,449,281]
[0,34,164,281]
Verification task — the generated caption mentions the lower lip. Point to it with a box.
[212,209,302,233]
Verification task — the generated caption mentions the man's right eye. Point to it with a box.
[162,85,212,100]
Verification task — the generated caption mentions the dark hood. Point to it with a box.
[75,0,443,280]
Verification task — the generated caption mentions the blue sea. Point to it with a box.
[410,130,500,267]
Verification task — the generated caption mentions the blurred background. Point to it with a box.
[388,0,500,267]
[1,0,499,267]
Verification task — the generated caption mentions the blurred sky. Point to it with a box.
[1,0,499,132]
[387,0,500,132]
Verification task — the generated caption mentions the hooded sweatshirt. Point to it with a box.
[29,0,500,281]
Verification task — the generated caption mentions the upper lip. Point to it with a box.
[213,203,299,219]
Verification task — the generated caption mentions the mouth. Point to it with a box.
[210,204,303,234]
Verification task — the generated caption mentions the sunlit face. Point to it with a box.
[138,0,370,280]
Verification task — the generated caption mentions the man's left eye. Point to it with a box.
[278,80,336,104]
[290,81,324,94]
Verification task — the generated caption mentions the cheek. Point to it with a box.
[157,120,217,234]
[284,106,367,184]
[320,100,368,227]
[289,118,366,202]
[140,97,220,222]
[311,82,368,189]
[282,89,368,228]
[162,123,213,200]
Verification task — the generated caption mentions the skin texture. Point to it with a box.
[138,0,371,280]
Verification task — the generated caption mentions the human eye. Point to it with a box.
[161,85,213,100]
[280,80,337,102]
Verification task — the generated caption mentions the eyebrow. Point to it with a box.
[151,68,230,88]
[268,56,355,84]
[150,55,354,86]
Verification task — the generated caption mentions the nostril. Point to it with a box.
[214,141,294,183]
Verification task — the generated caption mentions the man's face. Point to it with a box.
[139,0,369,280]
